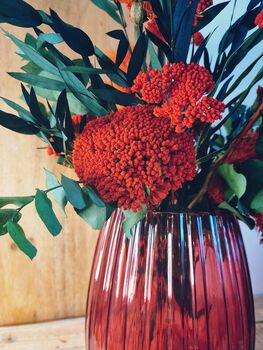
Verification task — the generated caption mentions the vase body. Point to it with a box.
[85,210,255,350]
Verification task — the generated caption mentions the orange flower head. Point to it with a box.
[192,31,204,46]
[224,132,259,165]
[133,62,225,132]
[255,10,263,28]
[73,105,196,211]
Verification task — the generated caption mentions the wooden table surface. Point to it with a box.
[0,296,262,350]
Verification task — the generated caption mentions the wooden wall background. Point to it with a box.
[0,0,123,326]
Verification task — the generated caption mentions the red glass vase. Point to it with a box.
[85,210,255,350]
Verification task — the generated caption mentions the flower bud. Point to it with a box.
[130,1,144,25]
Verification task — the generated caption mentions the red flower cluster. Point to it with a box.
[192,31,204,46]
[132,63,225,132]
[255,10,263,28]
[73,105,196,211]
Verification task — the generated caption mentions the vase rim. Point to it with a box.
[146,209,231,217]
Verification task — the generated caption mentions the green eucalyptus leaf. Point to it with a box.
[0,196,34,209]
[250,189,263,213]
[61,175,87,210]
[218,163,247,199]
[45,169,67,217]
[122,205,147,238]
[35,189,62,236]
[7,221,37,260]
[0,209,21,235]
[82,186,106,208]
[76,204,107,230]
[0,111,39,135]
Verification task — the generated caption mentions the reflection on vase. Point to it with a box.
[85,210,255,350]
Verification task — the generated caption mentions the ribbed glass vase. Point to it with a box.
[85,210,255,350]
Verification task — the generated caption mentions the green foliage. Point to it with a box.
[76,204,110,230]
[90,0,121,25]
[7,222,37,260]
[50,10,94,57]
[0,209,22,235]
[3,30,59,76]
[35,189,62,236]
[122,205,147,238]
[0,196,34,209]
[193,2,230,33]
[61,175,87,210]
[218,163,247,199]
[250,189,263,213]
[173,0,199,62]
[127,33,148,84]
[0,0,42,28]
[45,169,67,217]
[55,58,108,116]
[107,30,129,67]
[148,41,162,70]
[218,202,255,229]
[0,111,39,135]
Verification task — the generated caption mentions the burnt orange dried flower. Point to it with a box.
[73,105,196,211]
[192,31,204,46]
[133,62,225,132]
[143,2,166,42]
[255,10,263,28]
[224,132,259,165]
[47,145,58,157]
[208,175,225,204]
[194,0,213,26]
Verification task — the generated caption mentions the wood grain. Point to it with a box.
[0,0,128,325]
[0,296,262,350]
